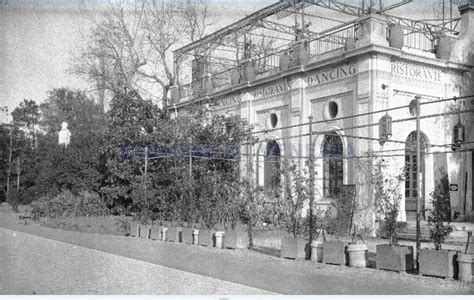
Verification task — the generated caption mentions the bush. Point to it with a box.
[31,190,109,219]
[428,189,459,250]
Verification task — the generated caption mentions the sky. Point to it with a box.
[0,0,455,123]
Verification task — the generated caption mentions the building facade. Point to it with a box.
[169,1,474,230]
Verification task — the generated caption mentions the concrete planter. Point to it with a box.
[192,230,199,245]
[279,53,290,71]
[347,243,368,268]
[129,221,140,237]
[310,241,323,262]
[322,241,349,266]
[344,37,355,51]
[167,226,182,242]
[376,244,414,272]
[435,35,454,60]
[161,227,168,241]
[388,23,404,49]
[215,231,225,249]
[199,229,215,246]
[419,249,458,279]
[281,237,308,260]
[149,224,161,240]
[181,227,194,244]
[224,230,248,249]
[457,253,474,283]
[139,224,151,239]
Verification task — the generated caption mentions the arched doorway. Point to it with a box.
[264,140,281,192]
[322,132,343,197]
[405,131,427,221]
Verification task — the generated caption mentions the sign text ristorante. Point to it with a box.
[391,62,441,82]
[253,81,290,99]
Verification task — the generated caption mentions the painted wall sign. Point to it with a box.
[214,95,240,108]
[306,64,357,87]
[253,80,289,99]
[391,62,442,82]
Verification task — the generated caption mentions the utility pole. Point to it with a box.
[189,138,193,177]
[308,116,315,245]
[415,95,421,270]
[144,146,148,209]
[6,125,13,198]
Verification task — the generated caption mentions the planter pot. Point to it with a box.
[129,221,140,237]
[376,244,414,272]
[457,253,474,283]
[215,231,225,249]
[230,68,241,85]
[322,241,349,266]
[192,230,199,245]
[224,230,248,249]
[167,226,182,242]
[419,249,459,279]
[139,224,150,239]
[281,237,308,260]
[279,53,290,71]
[347,243,368,268]
[388,23,404,49]
[310,241,323,262]
[435,35,454,60]
[243,62,255,82]
[298,44,309,66]
[345,37,355,51]
[161,227,168,241]
[150,224,161,240]
[199,229,215,247]
[181,227,194,244]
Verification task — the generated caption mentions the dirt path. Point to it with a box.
[0,211,472,295]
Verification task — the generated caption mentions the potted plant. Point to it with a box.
[347,227,369,268]
[322,185,357,266]
[374,160,414,272]
[279,161,310,260]
[419,189,460,279]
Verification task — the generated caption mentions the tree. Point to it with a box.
[31,88,106,199]
[71,0,211,107]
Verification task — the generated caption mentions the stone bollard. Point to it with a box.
[457,253,474,283]
[347,243,368,268]
[311,240,323,262]
[215,231,225,248]
[161,227,168,242]
[192,230,199,245]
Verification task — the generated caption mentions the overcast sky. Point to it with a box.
[0,0,455,122]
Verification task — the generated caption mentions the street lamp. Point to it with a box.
[378,113,392,146]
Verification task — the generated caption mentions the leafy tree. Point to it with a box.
[31,88,106,198]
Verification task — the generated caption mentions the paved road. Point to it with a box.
[0,228,273,295]
[0,212,472,295]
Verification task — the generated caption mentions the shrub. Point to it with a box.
[427,189,459,250]
[31,190,109,219]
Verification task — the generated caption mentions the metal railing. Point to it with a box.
[403,30,434,52]
[308,24,356,57]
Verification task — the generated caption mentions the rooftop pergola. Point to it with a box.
[172,0,468,102]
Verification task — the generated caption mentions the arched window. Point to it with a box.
[322,132,343,197]
[264,140,281,191]
[405,131,427,220]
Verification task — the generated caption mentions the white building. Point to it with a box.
[168,0,474,231]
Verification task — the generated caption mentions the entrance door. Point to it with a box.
[405,131,427,221]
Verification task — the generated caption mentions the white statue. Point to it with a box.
[58,121,71,147]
